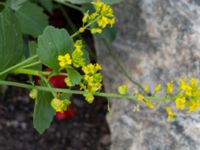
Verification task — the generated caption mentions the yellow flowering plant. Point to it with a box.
[0,0,200,135]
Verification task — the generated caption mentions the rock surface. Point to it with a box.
[94,0,200,150]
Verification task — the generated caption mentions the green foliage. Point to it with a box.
[6,0,27,10]
[39,0,53,12]
[33,89,55,134]
[66,66,82,86]
[0,8,23,76]
[96,26,117,43]
[28,41,41,70]
[37,26,74,70]
[15,1,48,37]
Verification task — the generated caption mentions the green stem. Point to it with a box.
[101,39,144,91]
[11,68,68,77]
[71,16,101,38]
[54,0,82,12]
[0,55,38,76]
[0,80,174,101]
[20,61,41,69]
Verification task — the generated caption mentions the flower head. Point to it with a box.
[166,106,176,121]
[51,98,71,113]
[58,53,72,68]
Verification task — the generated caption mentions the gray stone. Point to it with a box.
[94,0,200,150]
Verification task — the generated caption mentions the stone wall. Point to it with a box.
[95,0,200,150]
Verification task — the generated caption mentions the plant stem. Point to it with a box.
[101,38,144,91]
[0,55,38,76]
[11,68,68,77]
[0,80,173,101]
[20,61,41,69]
[71,16,101,38]
[54,0,82,12]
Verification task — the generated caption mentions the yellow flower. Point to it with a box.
[29,89,38,99]
[137,94,144,101]
[118,84,128,95]
[97,16,110,28]
[91,28,102,34]
[82,63,102,75]
[143,84,149,92]
[84,92,94,103]
[179,78,187,91]
[154,84,162,93]
[166,106,176,121]
[187,100,200,113]
[166,81,173,94]
[79,27,85,33]
[175,97,186,110]
[190,77,198,86]
[82,12,89,23]
[64,77,73,87]
[144,100,154,109]
[51,98,71,113]
[185,85,192,96]
[58,53,72,68]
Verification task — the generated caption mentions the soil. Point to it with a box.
[0,75,111,150]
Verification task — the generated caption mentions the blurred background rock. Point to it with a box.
[95,0,200,150]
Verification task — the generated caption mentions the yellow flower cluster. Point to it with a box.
[58,40,85,68]
[81,63,102,92]
[175,77,200,113]
[119,77,200,121]
[159,77,200,120]
[80,63,103,103]
[51,98,71,113]
[82,0,115,34]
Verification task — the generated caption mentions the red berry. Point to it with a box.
[34,68,66,88]
[55,106,75,120]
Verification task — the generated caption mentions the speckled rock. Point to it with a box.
[94,0,200,150]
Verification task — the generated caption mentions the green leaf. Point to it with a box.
[60,93,71,100]
[15,1,48,37]
[33,90,55,134]
[102,0,121,4]
[66,66,82,86]
[0,8,23,76]
[95,26,117,43]
[81,3,95,13]
[82,49,90,64]
[28,41,41,70]
[6,0,27,10]
[39,0,53,12]
[37,26,74,70]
